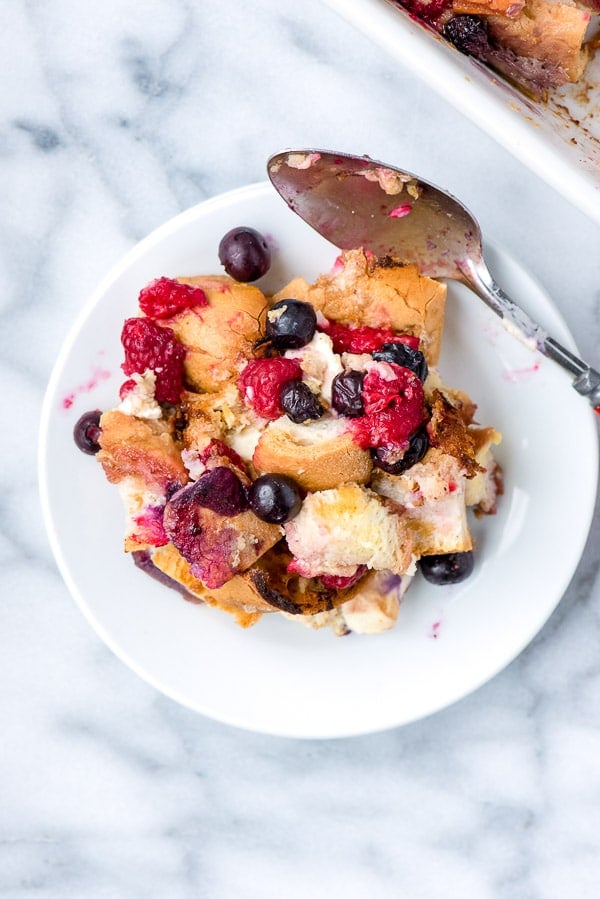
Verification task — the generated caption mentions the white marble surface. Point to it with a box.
[4,0,600,895]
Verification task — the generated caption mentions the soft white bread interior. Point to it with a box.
[283,483,414,578]
[371,448,473,556]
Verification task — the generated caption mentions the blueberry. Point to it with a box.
[279,380,324,423]
[218,226,271,282]
[265,299,317,350]
[443,15,489,58]
[192,466,249,516]
[73,409,102,455]
[249,474,303,523]
[372,427,429,474]
[418,551,475,585]
[372,343,428,382]
[331,370,365,417]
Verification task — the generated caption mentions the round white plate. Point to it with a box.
[39,182,599,739]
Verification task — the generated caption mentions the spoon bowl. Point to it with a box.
[267,150,600,409]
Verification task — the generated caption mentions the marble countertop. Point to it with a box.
[4,0,600,895]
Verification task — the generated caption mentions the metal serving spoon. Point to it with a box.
[267,149,600,410]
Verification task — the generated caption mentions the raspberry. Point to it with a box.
[238,357,302,420]
[138,277,208,320]
[362,361,422,414]
[351,362,426,452]
[318,320,420,355]
[394,0,452,27]
[121,317,185,404]
[132,506,169,547]
[119,378,137,400]
[320,566,367,590]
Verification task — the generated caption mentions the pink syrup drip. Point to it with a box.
[62,366,111,409]
[388,204,412,219]
[429,620,442,640]
[502,361,540,383]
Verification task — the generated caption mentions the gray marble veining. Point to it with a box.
[2,1,600,896]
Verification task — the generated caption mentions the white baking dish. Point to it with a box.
[322,0,600,225]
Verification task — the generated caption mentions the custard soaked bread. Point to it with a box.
[96,248,502,635]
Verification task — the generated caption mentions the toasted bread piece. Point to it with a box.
[237,543,351,616]
[338,569,405,634]
[371,448,473,556]
[286,569,413,635]
[466,426,503,514]
[98,410,188,491]
[151,541,349,624]
[178,385,246,452]
[151,542,264,627]
[424,369,477,423]
[428,390,483,478]
[253,415,372,492]
[163,484,282,589]
[487,0,590,83]
[168,276,266,392]
[453,0,524,16]
[284,483,415,578]
[273,249,447,364]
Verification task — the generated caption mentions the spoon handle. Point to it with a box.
[460,257,600,411]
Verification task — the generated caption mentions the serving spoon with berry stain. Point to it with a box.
[267,149,600,411]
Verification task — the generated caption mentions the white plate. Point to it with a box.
[39,182,598,739]
[321,0,600,226]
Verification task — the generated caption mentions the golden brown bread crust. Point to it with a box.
[486,0,589,83]
[428,390,483,478]
[239,543,351,616]
[176,386,245,452]
[453,0,524,16]
[151,541,350,624]
[169,276,266,392]
[151,542,264,627]
[273,249,447,364]
[253,417,372,492]
[98,410,188,490]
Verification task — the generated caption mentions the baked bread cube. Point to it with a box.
[284,483,415,578]
[371,448,474,556]
[162,480,281,589]
[167,275,267,392]
[98,409,188,491]
[485,0,590,86]
[273,248,447,364]
[253,415,372,492]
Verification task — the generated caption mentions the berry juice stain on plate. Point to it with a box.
[61,365,111,409]
[502,361,541,383]
[429,619,442,640]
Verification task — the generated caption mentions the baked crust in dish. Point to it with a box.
[391,0,595,98]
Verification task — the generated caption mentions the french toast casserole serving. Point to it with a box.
[75,230,503,637]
